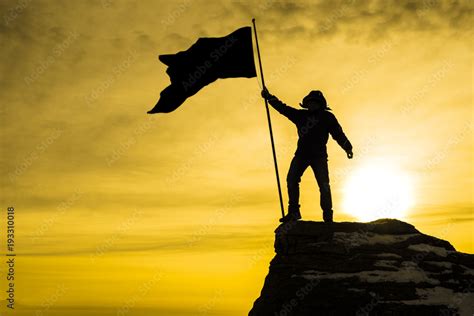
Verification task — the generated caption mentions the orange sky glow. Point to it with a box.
[1,0,472,315]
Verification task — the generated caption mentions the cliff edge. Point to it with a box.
[249,219,474,315]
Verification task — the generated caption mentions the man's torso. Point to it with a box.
[291,110,332,158]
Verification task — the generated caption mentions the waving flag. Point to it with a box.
[148,26,257,114]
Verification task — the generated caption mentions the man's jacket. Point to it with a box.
[267,95,352,158]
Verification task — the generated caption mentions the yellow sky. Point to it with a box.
[0,0,473,315]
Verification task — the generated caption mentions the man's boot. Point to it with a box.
[323,209,333,223]
[280,204,302,223]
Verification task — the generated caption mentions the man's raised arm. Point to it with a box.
[261,89,299,122]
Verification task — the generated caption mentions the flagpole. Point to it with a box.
[252,18,285,219]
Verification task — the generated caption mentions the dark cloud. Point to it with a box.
[232,0,473,42]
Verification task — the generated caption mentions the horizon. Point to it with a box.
[0,0,472,315]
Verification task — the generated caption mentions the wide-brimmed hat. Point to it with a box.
[302,90,327,108]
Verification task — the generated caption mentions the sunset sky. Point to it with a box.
[0,0,472,315]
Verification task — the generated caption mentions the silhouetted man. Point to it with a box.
[261,88,353,223]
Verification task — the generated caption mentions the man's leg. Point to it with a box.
[285,155,310,221]
[310,157,333,222]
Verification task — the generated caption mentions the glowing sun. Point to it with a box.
[342,164,415,222]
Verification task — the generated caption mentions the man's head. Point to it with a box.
[300,90,327,111]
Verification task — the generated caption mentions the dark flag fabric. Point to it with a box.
[148,26,257,114]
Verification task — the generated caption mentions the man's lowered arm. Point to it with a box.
[328,113,353,159]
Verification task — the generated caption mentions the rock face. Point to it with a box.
[249,219,474,316]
